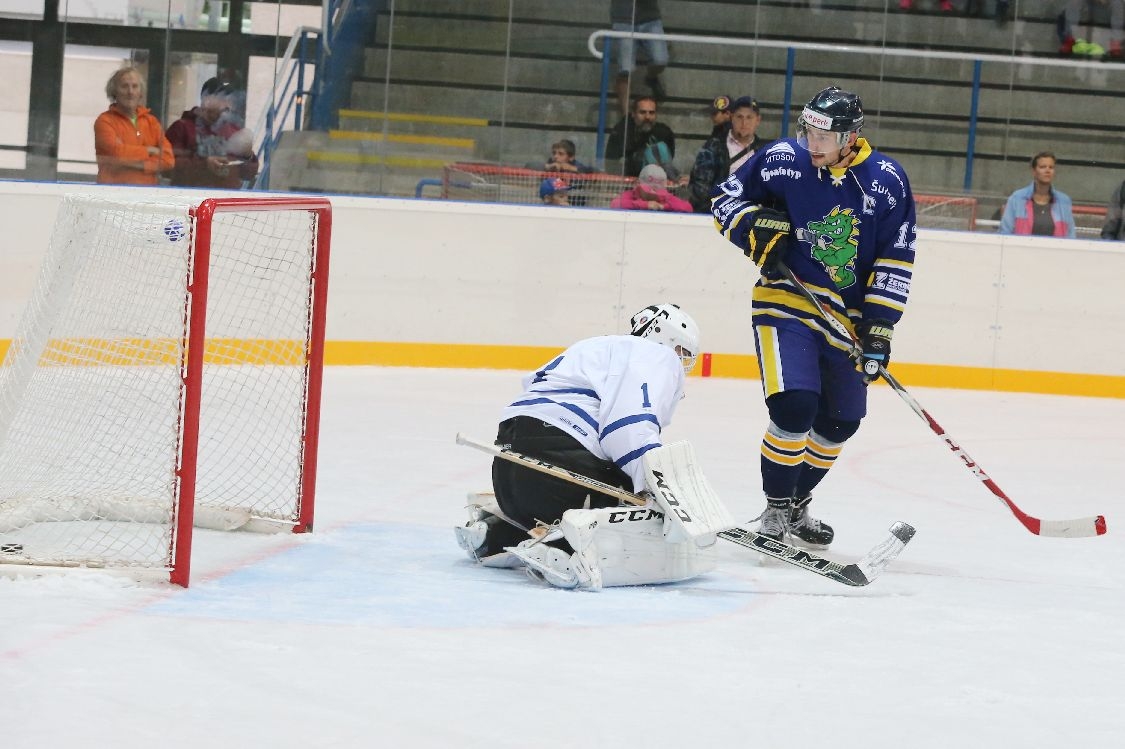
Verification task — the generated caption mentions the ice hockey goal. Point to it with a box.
[0,195,332,586]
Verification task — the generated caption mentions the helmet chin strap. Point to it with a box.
[823,140,860,168]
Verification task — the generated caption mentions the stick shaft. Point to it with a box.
[455,433,644,506]
[778,265,1106,538]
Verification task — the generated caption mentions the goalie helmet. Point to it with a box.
[629,303,701,374]
[797,86,864,151]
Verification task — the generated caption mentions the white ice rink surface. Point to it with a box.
[3,367,1123,748]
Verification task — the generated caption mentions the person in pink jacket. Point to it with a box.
[610,164,693,213]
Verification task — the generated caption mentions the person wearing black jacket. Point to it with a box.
[688,96,768,213]
[605,95,677,178]
[1101,179,1125,240]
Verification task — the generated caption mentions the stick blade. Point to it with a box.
[852,521,916,585]
[1035,515,1107,538]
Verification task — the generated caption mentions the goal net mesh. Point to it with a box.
[0,195,321,574]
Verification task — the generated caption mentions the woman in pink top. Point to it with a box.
[611,164,693,213]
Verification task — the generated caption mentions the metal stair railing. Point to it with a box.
[251,25,322,190]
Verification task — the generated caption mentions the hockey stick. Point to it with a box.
[456,433,915,587]
[778,264,1107,538]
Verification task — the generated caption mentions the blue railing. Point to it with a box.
[251,26,321,190]
[588,30,1113,192]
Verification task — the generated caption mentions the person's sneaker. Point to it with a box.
[645,75,667,101]
[1059,35,1076,55]
[756,497,791,542]
[1111,40,1123,58]
[939,0,953,11]
[1073,39,1106,57]
[898,0,913,9]
[789,495,834,549]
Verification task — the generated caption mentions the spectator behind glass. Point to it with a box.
[610,0,669,118]
[93,66,174,185]
[540,177,572,206]
[898,0,953,11]
[543,139,596,174]
[605,95,677,178]
[1100,177,1125,239]
[1058,0,1123,57]
[688,95,769,213]
[706,94,732,137]
[165,77,259,189]
[999,151,1076,237]
[610,164,692,212]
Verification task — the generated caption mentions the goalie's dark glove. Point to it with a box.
[744,207,791,275]
[855,319,893,383]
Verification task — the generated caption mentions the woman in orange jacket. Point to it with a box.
[94,67,174,185]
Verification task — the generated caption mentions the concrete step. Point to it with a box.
[263,130,459,199]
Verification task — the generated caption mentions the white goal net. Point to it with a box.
[0,194,332,585]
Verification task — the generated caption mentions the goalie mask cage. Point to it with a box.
[0,195,332,586]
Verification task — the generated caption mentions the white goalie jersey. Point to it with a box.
[500,334,685,491]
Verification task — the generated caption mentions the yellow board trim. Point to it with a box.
[324,341,566,371]
[336,109,490,127]
[2,339,1123,399]
[323,343,1125,399]
[0,339,307,366]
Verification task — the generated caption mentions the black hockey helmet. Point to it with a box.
[801,86,863,132]
[797,86,863,151]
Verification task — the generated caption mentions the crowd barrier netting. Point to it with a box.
[442,163,980,231]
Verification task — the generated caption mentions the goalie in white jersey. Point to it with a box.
[456,303,729,590]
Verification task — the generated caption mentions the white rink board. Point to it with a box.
[0,182,1122,377]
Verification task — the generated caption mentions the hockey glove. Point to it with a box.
[745,207,791,274]
[855,319,893,383]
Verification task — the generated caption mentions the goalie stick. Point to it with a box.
[779,264,1107,538]
[455,433,915,587]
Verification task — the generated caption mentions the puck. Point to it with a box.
[1,542,23,554]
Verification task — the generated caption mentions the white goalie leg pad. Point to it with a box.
[559,506,716,588]
[642,441,736,544]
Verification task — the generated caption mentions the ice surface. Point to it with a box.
[3,367,1123,748]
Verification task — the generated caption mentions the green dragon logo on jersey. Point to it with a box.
[806,206,861,289]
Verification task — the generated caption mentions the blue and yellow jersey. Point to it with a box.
[711,137,917,352]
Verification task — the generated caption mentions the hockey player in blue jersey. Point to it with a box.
[710,85,917,548]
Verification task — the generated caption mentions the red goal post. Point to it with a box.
[0,195,332,586]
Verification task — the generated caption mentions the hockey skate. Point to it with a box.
[755,497,792,542]
[454,502,525,568]
[788,494,834,549]
[454,505,490,561]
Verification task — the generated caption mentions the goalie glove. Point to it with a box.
[855,319,893,383]
[744,207,791,274]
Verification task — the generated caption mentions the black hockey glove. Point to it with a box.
[855,319,893,383]
[745,207,791,275]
